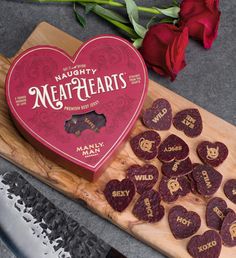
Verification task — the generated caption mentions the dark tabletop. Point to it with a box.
[0,0,235,257]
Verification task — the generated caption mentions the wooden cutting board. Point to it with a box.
[0,22,236,258]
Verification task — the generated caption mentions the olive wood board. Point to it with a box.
[0,22,235,258]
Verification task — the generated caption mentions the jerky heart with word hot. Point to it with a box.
[168,205,201,239]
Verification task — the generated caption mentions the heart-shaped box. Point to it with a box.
[6,35,148,181]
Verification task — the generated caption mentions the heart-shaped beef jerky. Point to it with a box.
[173,108,202,138]
[192,164,222,197]
[142,98,172,131]
[132,189,164,223]
[187,163,201,194]
[168,205,201,239]
[224,179,236,204]
[157,134,189,162]
[220,211,236,247]
[187,230,222,258]
[162,157,193,178]
[127,164,158,194]
[159,176,191,203]
[130,130,161,160]
[104,179,135,212]
[206,197,233,230]
[197,141,228,167]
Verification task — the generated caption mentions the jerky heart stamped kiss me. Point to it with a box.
[6,35,148,181]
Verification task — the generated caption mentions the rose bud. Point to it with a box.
[179,0,221,49]
[140,24,189,81]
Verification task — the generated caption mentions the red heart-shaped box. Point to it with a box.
[6,35,148,181]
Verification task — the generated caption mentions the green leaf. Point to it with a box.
[74,7,86,28]
[133,38,143,49]
[172,0,179,7]
[159,17,175,24]
[146,15,159,28]
[85,3,96,14]
[83,3,129,23]
[131,17,147,38]
[124,0,139,22]
[155,6,180,18]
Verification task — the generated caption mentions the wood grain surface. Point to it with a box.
[0,22,235,258]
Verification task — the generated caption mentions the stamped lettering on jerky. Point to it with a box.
[127,164,158,194]
[65,111,106,136]
[142,98,172,131]
[173,108,202,138]
[192,164,222,196]
[197,141,228,167]
[104,179,135,212]
[132,189,164,223]
[224,179,236,204]
[130,130,161,160]
[157,134,189,162]
[159,176,191,203]
[168,205,201,239]
[187,230,222,258]
[161,157,193,178]
[206,197,233,230]
[220,211,236,247]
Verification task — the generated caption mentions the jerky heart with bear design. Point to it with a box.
[168,205,201,239]
[197,141,228,167]
[130,130,161,160]
[104,179,135,212]
[187,230,222,258]
[173,108,202,138]
[157,134,189,162]
[159,176,191,203]
[132,189,164,223]
[161,157,193,178]
[192,164,222,197]
[127,164,158,194]
[142,98,172,131]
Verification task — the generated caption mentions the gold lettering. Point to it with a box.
[202,170,212,189]
[151,108,167,123]
[172,160,181,172]
[112,190,130,197]
[176,216,191,226]
[213,207,225,220]
[144,198,153,217]
[181,115,196,129]
[134,175,154,181]
[164,146,182,152]
[198,241,217,253]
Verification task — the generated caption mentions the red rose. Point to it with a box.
[140,24,189,80]
[179,0,221,49]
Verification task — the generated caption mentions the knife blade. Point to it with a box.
[0,172,126,258]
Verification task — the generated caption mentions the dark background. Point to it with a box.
[0,0,235,257]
